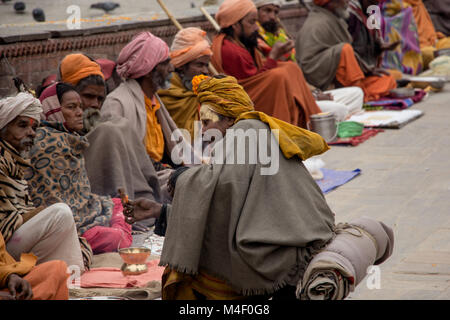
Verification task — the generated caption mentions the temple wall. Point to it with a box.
[0,4,308,97]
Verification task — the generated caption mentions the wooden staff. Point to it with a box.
[156,0,218,75]
[156,0,183,30]
[200,6,220,32]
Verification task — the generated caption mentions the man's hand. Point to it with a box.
[370,67,391,77]
[123,198,163,225]
[316,92,334,101]
[0,291,15,300]
[269,40,295,61]
[380,40,400,52]
[7,274,33,300]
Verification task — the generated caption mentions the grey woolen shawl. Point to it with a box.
[83,116,162,201]
[160,119,335,295]
[296,5,353,90]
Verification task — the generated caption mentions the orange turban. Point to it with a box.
[170,27,213,69]
[60,53,104,86]
[313,0,332,6]
[216,0,257,29]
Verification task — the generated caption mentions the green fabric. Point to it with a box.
[257,22,296,61]
[337,121,364,138]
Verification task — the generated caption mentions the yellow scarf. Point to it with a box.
[157,73,199,142]
[194,75,329,160]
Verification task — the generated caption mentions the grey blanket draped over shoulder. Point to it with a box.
[296,5,353,90]
[159,119,336,295]
[83,116,162,202]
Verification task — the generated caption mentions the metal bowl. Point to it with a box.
[118,247,151,265]
[121,262,148,276]
[389,87,415,98]
[408,76,446,90]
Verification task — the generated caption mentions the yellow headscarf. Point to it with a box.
[193,75,329,160]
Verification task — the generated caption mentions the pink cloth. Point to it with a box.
[96,59,116,80]
[82,198,132,254]
[116,32,170,79]
[39,82,65,123]
[80,260,164,288]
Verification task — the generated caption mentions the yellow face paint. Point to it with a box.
[199,104,220,123]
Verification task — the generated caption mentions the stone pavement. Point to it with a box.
[321,84,450,299]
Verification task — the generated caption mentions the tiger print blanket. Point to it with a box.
[0,139,35,243]
[0,137,93,269]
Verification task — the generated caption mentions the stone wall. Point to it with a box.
[0,4,308,97]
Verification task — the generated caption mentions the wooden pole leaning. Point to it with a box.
[156,0,183,30]
[156,0,218,75]
[199,6,220,32]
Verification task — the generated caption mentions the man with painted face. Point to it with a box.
[158,27,212,143]
[0,92,85,272]
[210,0,322,129]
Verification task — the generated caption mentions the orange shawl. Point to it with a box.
[211,34,321,128]
[0,233,36,288]
[404,0,437,47]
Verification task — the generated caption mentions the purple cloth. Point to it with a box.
[316,169,361,194]
[380,0,422,75]
[366,89,426,110]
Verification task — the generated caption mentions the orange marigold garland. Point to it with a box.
[192,74,210,95]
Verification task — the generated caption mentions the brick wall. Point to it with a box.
[0,5,308,97]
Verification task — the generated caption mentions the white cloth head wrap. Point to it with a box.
[254,0,282,8]
[0,92,43,130]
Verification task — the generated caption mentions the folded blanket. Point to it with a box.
[297,216,394,300]
[364,88,426,110]
[69,280,161,300]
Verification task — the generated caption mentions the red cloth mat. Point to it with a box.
[328,129,384,146]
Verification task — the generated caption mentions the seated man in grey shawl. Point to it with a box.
[101,32,201,204]
[123,75,395,300]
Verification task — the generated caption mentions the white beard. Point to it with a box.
[336,7,350,20]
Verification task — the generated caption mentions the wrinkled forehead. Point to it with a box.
[8,115,39,128]
[200,104,220,123]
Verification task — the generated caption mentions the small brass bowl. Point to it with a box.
[119,247,151,276]
[119,247,151,264]
[121,262,148,276]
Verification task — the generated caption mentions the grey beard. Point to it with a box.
[335,7,350,20]
[181,75,194,91]
[19,149,30,159]
[18,137,34,158]
[152,72,173,91]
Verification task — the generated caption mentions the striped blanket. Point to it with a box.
[0,139,35,242]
